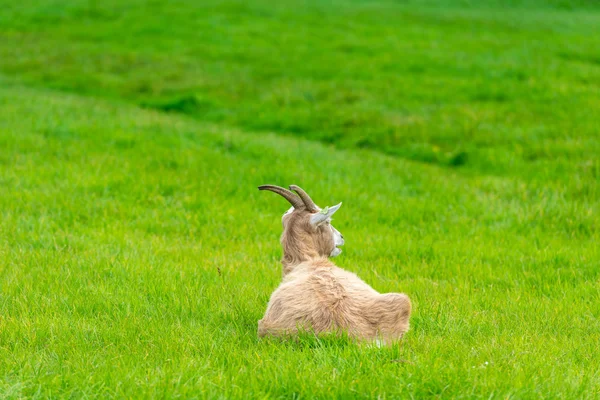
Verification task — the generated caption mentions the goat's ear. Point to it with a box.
[310,203,342,226]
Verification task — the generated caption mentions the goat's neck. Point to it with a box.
[281,251,331,276]
[281,229,330,275]
[281,254,308,276]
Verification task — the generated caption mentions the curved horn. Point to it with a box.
[258,185,304,209]
[289,185,318,212]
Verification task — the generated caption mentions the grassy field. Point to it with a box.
[1,0,599,398]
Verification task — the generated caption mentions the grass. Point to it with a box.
[0,0,599,398]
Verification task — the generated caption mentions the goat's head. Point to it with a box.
[259,185,344,265]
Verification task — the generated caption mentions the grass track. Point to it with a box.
[0,0,599,398]
[1,0,600,181]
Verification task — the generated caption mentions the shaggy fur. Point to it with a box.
[258,185,411,344]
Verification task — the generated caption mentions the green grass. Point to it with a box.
[2,0,600,179]
[1,0,599,398]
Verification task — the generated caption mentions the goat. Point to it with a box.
[257,184,411,344]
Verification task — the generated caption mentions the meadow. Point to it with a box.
[0,0,599,398]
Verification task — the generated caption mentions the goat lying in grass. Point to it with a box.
[258,185,411,344]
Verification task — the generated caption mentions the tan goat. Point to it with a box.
[258,184,411,344]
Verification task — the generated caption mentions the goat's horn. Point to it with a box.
[289,185,318,212]
[258,185,304,209]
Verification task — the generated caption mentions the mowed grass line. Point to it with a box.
[0,85,598,398]
[1,0,599,185]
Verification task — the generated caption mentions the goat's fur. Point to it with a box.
[258,185,411,344]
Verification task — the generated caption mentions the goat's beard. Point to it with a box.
[330,247,342,257]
